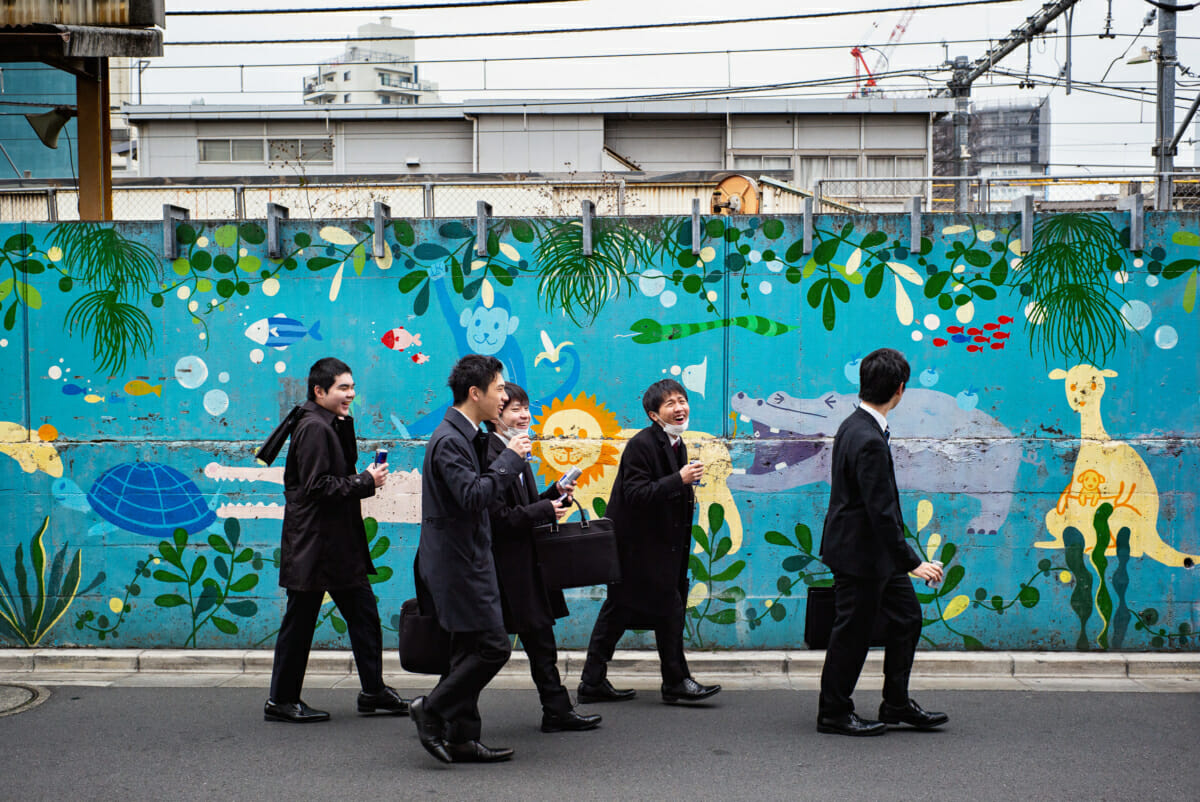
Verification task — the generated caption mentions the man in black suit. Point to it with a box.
[264,357,408,723]
[578,379,721,705]
[817,348,948,736]
[484,382,602,733]
[410,354,530,764]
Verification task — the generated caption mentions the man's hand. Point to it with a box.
[506,432,531,458]
[366,462,388,488]
[556,476,577,495]
[551,497,571,520]
[680,460,704,485]
[912,561,944,584]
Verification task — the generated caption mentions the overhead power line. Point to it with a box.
[168,0,583,15]
[165,0,1021,46]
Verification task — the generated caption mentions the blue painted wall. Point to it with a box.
[0,63,78,180]
[0,211,1196,650]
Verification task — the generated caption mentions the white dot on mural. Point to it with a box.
[911,330,924,342]
[1133,258,1144,268]
[177,286,191,300]
[196,236,209,248]
[767,260,783,273]
[1155,325,1178,350]
[174,356,208,389]
[0,339,8,348]
[638,269,665,297]
[239,248,248,257]
[660,290,677,308]
[923,314,940,330]
[250,348,265,364]
[274,361,287,374]
[218,372,230,383]
[1120,300,1152,331]
[670,365,682,376]
[706,290,718,303]
[1146,275,1159,288]
[198,332,207,341]
[1024,302,1045,325]
[262,277,280,297]
[1113,270,1129,284]
[748,250,762,263]
[758,281,773,295]
[188,300,199,313]
[48,366,62,380]
[203,389,229,416]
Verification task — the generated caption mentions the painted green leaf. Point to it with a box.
[725,252,745,272]
[490,264,514,287]
[370,536,391,560]
[190,250,212,271]
[214,224,238,248]
[964,248,992,267]
[413,281,431,316]
[239,223,266,244]
[785,239,805,263]
[710,560,746,582]
[208,534,232,554]
[713,536,733,561]
[861,230,888,249]
[829,278,850,302]
[14,281,42,310]
[915,590,936,604]
[1183,269,1197,314]
[688,554,710,582]
[369,566,393,584]
[393,220,415,246]
[398,269,428,293]
[938,564,965,596]
[762,219,784,239]
[831,263,863,285]
[812,238,838,266]
[973,284,997,301]
[864,264,885,298]
[592,497,607,517]
[510,219,535,243]
[764,530,792,547]
[224,600,258,617]
[1171,230,1200,247]
[414,243,450,261]
[724,226,740,243]
[795,524,812,552]
[769,603,786,621]
[306,256,338,271]
[189,556,207,585]
[486,230,500,257]
[14,259,44,275]
[229,574,258,593]
[924,271,951,299]
[462,277,483,301]
[989,260,1008,285]
[212,617,238,635]
[158,542,181,568]
[692,524,710,554]
[962,634,984,650]
[940,542,957,564]
[705,218,725,238]
[234,548,254,564]
[238,254,262,273]
[155,593,187,608]
[713,586,746,603]
[4,233,33,252]
[439,221,473,240]
[707,503,725,535]
[822,291,836,331]
[1018,584,1040,608]
[195,583,220,615]
[328,615,347,634]
[1162,258,1199,280]
[806,277,827,308]
[175,224,197,245]
[0,278,13,303]
[782,554,814,572]
[294,232,312,248]
[706,609,737,625]
[785,265,802,284]
[153,569,186,583]
[213,556,229,580]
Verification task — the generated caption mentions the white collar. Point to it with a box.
[859,402,888,436]
[452,406,480,431]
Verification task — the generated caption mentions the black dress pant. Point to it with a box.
[517,625,571,715]
[269,584,384,704]
[426,626,512,744]
[580,597,689,687]
[818,571,922,717]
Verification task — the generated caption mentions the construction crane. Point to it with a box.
[849,9,917,98]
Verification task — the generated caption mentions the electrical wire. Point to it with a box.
[167,0,583,14]
[164,0,1023,46]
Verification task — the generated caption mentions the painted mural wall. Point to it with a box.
[0,211,1197,651]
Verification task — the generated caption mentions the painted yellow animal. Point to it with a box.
[1040,365,1197,568]
[0,421,63,478]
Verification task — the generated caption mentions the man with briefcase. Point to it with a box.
[484,382,602,734]
[578,379,722,706]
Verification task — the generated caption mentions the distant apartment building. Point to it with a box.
[933,98,1051,201]
[302,16,439,106]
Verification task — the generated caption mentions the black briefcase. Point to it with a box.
[533,500,621,589]
[398,598,451,675]
[804,585,887,649]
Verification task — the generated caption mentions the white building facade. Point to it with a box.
[302,16,439,107]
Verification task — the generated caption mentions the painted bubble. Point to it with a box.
[660,290,677,308]
[177,286,191,300]
[218,372,230,383]
[250,349,265,364]
[923,314,940,330]
[274,361,287,374]
[48,366,62,380]
[670,365,682,376]
[767,260,783,274]
[706,290,718,303]
[262,277,280,297]
[174,355,209,389]
[911,330,924,342]
[759,281,773,295]
[638,269,666,297]
[203,389,230,416]
[1120,300,1152,331]
[1146,275,1159,288]
[748,250,762,263]
[0,339,7,347]
[1154,325,1178,350]
[1113,270,1129,284]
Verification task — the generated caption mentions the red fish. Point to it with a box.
[381,327,422,351]
[933,338,949,347]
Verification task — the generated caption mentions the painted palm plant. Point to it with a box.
[0,516,101,647]
[1018,213,1129,366]
[533,219,641,325]
[50,223,159,374]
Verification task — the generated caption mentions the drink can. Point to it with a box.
[374,448,388,465]
[926,559,944,588]
[689,459,703,486]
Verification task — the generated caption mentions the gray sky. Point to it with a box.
[140,0,1200,171]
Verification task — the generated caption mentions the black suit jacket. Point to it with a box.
[819,406,921,578]
[417,409,524,632]
[485,433,569,633]
[606,424,695,616]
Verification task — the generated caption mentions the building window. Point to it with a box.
[732,154,791,172]
[198,139,266,163]
[343,71,351,81]
[198,140,231,162]
[268,137,334,163]
[799,156,859,191]
[381,95,391,104]
[344,94,351,103]
[232,140,264,161]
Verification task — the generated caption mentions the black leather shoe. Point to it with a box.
[446,740,514,763]
[661,677,721,704]
[817,711,887,736]
[878,699,949,730]
[263,699,330,723]
[541,709,602,732]
[409,696,451,764]
[577,679,636,703]
[357,686,410,715]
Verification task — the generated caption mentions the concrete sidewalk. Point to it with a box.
[2,649,1197,697]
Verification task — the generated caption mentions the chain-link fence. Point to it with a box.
[2,173,1197,222]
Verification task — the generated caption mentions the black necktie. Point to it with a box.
[884,428,891,444]
[673,439,684,464]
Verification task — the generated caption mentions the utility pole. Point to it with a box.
[941,0,1081,211]
[1153,3,1177,211]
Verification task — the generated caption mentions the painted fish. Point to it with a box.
[411,352,430,365]
[62,383,87,396]
[244,314,323,350]
[629,316,797,344]
[84,394,105,404]
[381,327,422,351]
[125,379,162,397]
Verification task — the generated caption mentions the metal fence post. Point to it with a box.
[476,200,492,257]
[691,198,701,256]
[581,199,595,256]
[163,204,190,259]
[267,202,289,259]
[1117,193,1144,251]
[1011,194,1033,254]
[906,196,922,252]
[423,182,434,218]
[802,196,813,255]
[46,188,58,222]
[374,201,391,258]
[233,186,246,219]
[617,179,626,216]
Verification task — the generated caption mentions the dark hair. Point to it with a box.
[448,354,504,405]
[642,378,688,418]
[858,348,910,404]
[307,357,352,401]
[484,382,528,433]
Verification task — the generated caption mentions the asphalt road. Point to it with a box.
[1,685,1196,801]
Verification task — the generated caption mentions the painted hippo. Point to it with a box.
[729,389,1020,534]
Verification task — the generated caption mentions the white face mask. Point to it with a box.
[654,416,689,437]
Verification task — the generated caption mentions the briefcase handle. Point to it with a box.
[547,498,589,534]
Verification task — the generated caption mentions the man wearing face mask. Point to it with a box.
[578,379,722,705]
